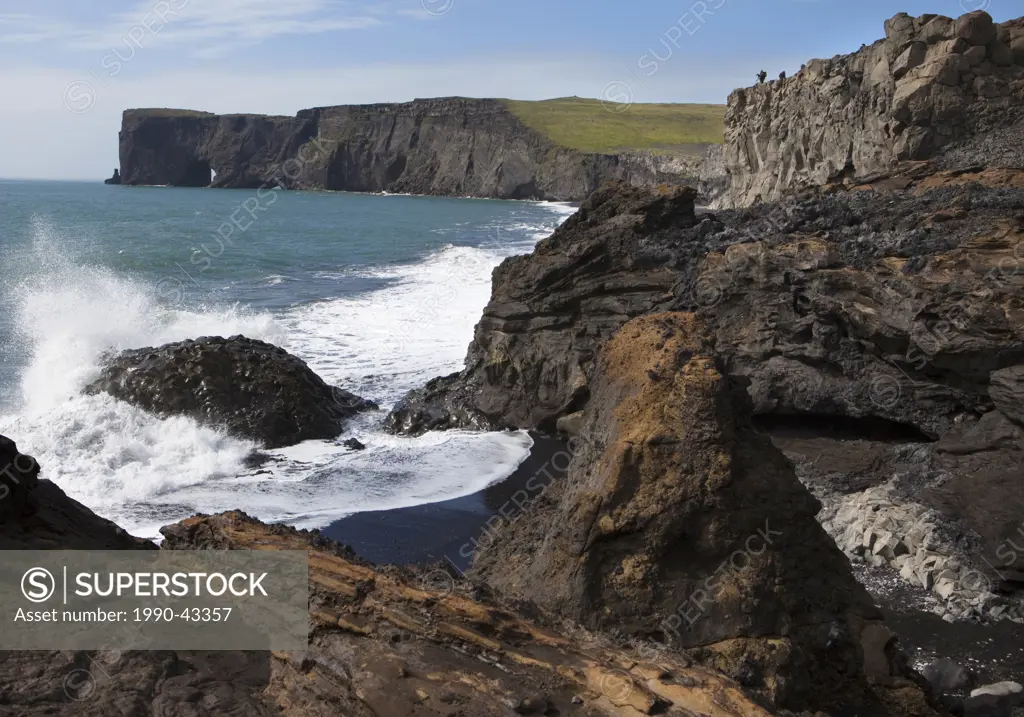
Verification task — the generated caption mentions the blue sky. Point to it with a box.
[0,0,1016,179]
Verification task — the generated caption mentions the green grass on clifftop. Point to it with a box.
[127,108,217,117]
[503,97,725,154]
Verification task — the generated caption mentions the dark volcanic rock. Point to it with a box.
[394,162,1024,618]
[0,434,39,521]
[390,171,1024,441]
[116,100,720,201]
[923,657,975,694]
[86,336,376,449]
[990,365,1024,425]
[103,168,121,185]
[697,187,1024,439]
[471,313,935,715]
[387,182,701,435]
[0,435,153,550]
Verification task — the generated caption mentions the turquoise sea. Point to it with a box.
[0,180,574,538]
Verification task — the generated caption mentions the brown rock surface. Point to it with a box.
[471,313,934,714]
[0,508,786,717]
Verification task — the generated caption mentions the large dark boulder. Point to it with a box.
[86,336,376,449]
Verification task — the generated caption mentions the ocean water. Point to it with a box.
[0,180,575,539]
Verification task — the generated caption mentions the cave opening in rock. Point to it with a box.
[753,412,934,443]
[180,159,213,187]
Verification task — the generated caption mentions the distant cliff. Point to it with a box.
[719,11,1024,207]
[117,98,722,202]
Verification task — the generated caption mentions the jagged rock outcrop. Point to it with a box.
[86,336,376,449]
[103,168,120,185]
[386,182,702,435]
[117,99,723,201]
[389,172,1024,440]
[471,313,934,714]
[0,435,153,550]
[389,164,1024,619]
[719,11,1024,207]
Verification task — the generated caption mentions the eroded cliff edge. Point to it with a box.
[719,11,1024,207]
[116,98,717,201]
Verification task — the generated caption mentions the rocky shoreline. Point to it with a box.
[4,8,1024,716]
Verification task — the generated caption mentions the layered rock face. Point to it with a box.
[391,166,1024,619]
[389,173,1024,440]
[720,11,1024,207]
[117,99,720,201]
[87,336,376,449]
[0,463,787,717]
[386,183,702,435]
[471,314,933,714]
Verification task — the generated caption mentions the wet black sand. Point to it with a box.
[320,433,567,573]
[856,564,1024,689]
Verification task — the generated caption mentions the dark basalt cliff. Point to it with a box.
[117,98,711,201]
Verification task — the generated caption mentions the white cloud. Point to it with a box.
[0,0,385,58]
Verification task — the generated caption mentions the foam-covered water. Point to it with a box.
[0,181,574,538]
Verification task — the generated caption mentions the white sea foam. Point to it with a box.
[1,203,574,539]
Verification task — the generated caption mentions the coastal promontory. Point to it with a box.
[115,98,725,201]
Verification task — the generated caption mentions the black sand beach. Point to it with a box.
[320,433,568,572]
